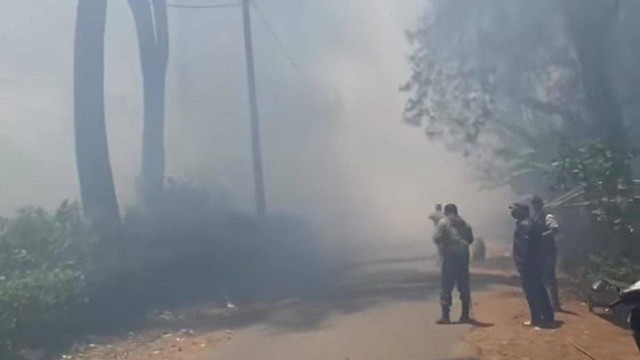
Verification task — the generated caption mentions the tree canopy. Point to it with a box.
[403,0,639,192]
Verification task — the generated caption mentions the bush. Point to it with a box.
[579,255,640,285]
[117,182,330,305]
[0,185,331,358]
[0,201,94,358]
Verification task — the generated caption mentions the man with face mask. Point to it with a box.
[530,195,561,311]
[433,203,474,324]
[511,201,555,327]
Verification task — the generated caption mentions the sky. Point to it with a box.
[0,0,514,249]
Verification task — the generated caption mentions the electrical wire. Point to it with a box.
[167,1,240,9]
[167,0,298,73]
[250,0,299,72]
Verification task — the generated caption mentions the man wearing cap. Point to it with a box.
[433,203,474,324]
[511,201,555,327]
[531,195,561,311]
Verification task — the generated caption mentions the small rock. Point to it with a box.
[179,328,195,336]
[18,348,45,360]
[159,311,175,321]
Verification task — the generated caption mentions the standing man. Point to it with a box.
[531,196,561,311]
[433,204,474,324]
[510,201,554,327]
[429,204,445,265]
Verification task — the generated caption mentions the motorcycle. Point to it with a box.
[590,279,640,351]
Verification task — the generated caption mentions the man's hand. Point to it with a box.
[542,228,558,239]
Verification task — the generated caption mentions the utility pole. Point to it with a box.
[242,0,267,219]
[168,0,269,218]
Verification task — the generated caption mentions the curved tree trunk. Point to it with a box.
[74,0,121,240]
[127,0,169,209]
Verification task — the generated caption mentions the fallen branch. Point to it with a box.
[569,340,600,360]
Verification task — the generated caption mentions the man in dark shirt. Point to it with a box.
[510,201,554,327]
[531,196,561,311]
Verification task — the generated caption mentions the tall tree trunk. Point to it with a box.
[74,0,121,240]
[127,0,169,209]
[561,0,626,149]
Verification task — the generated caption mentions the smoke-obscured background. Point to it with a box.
[0,0,512,254]
[8,1,640,358]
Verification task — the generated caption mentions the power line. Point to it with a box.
[167,0,295,218]
[250,1,298,73]
[167,0,299,74]
[167,1,240,9]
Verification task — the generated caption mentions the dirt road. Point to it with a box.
[65,253,554,360]
[207,301,476,360]
[59,254,639,360]
[58,253,484,360]
[200,256,478,360]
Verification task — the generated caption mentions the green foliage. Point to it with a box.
[548,140,635,197]
[403,0,583,189]
[0,188,327,358]
[580,255,640,285]
[549,140,640,271]
[0,201,94,357]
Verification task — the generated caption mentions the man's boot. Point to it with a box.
[436,307,451,325]
[459,301,472,323]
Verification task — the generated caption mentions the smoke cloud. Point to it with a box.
[0,0,514,259]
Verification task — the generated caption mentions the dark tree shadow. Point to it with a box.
[50,255,542,358]
[540,319,565,330]
[557,308,580,316]
[180,257,526,334]
[469,320,495,328]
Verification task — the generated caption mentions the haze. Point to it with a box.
[0,0,513,254]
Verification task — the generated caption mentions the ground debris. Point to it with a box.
[56,329,218,360]
[467,285,637,360]
[18,348,45,360]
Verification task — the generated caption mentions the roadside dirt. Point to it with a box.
[56,329,220,360]
[55,252,638,360]
[467,259,638,360]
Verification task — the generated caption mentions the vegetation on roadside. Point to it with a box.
[546,140,640,284]
[579,255,640,285]
[0,183,328,359]
[0,202,94,358]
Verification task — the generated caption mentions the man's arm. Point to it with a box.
[543,214,559,238]
[467,225,474,245]
[513,224,531,273]
[433,220,446,245]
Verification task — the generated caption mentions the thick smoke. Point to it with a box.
[0,0,513,267]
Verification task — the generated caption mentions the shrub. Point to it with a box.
[579,255,640,285]
[0,186,331,358]
[0,201,94,358]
